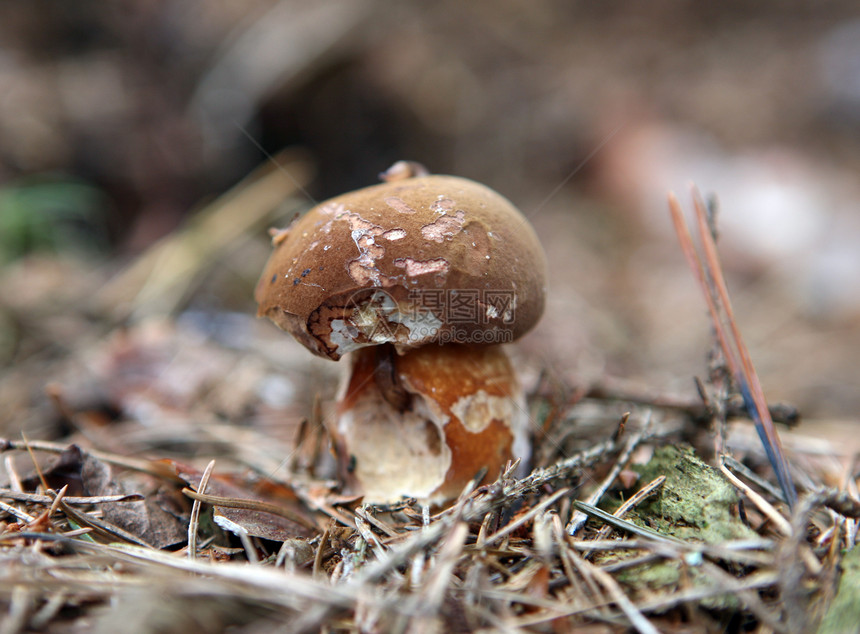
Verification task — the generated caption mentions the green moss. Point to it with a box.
[631,444,757,544]
[599,444,755,611]
[817,547,860,634]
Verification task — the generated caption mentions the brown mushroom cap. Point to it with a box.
[255,173,547,360]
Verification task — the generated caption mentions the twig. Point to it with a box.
[0,499,36,524]
[699,560,786,632]
[312,524,330,580]
[3,455,23,492]
[0,490,144,506]
[636,570,781,614]
[718,457,792,536]
[0,438,181,481]
[567,423,647,535]
[721,455,787,504]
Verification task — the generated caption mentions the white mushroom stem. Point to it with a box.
[333,343,529,506]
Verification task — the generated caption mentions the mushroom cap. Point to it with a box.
[255,173,547,360]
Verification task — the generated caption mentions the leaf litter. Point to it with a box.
[1,188,859,633]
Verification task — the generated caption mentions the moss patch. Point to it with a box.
[817,547,860,634]
[631,444,757,544]
[601,444,757,610]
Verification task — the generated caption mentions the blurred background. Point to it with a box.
[1,1,859,450]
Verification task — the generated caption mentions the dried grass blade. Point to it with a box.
[187,459,215,560]
[410,521,468,624]
[58,500,153,548]
[667,193,741,380]
[181,488,318,532]
[567,426,646,535]
[482,487,569,547]
[0,490,144,506]
[668,190,797,507]
[690,189,797,507]
[573,500,683,545]
[569,550,661,634]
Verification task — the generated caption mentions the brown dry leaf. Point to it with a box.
[81,451,188,549]
[16,444,188,548]
[18,444,90,495]
[165,459,317,540]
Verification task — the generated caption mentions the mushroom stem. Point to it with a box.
[373,344,410,412]
[334,343,529,505]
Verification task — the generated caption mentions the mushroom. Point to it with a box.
[255,161,547,505]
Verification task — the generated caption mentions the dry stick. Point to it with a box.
[346,488,480,593]
[2,585,31,634]
[312,524,331,580]
[0,438,180,481]
[778,495,822,634]
[287,417,309,475]
[719,469,822,579]
[636,569,781,616]
[47,485,68,519]
[557,526,616,622]
[721,455,786,503]
[718,458,791,537]
[353,514,385,561]
[0,499,36,523]
[570,537,775,569]
[28,591,67,630]
[295,490,357,530]
[354,505,398,538]
[585,378,798,427]
[3,456,23,493]
[77,540,359,613]
[608,476,666,520]
[551,513,603,616]
[668,195,786,495]
[460,561,490,631]
[20,433,51,495]
[505,437,621,500]
[472,588,613,626]
[567,425,646,535]
[476,508,497,547]
[0,490,143,506]
[187,459,216,560]
[811,487,860,519]
[234,532,260,565]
